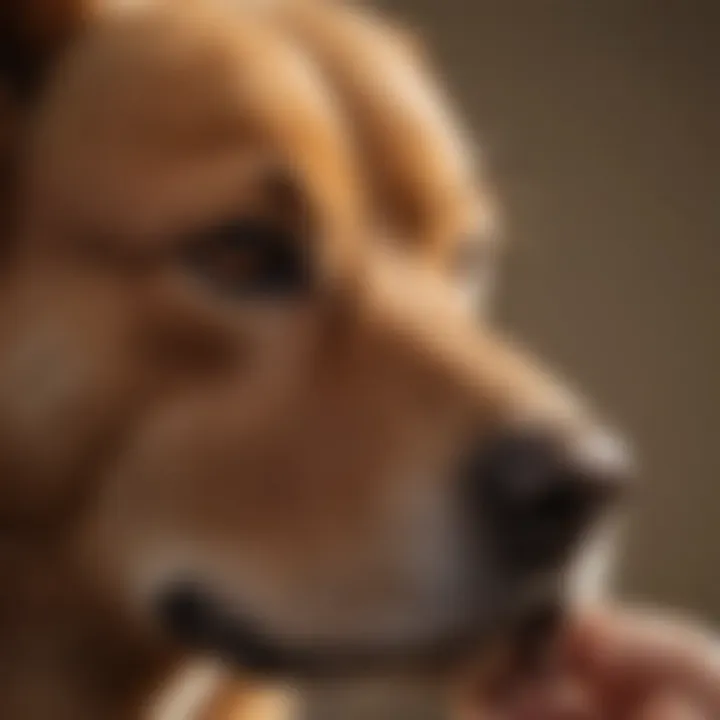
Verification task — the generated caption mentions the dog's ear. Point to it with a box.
[0,0,88,239]
[0,0,89,102]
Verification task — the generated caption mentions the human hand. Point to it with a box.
[460,606,720,720]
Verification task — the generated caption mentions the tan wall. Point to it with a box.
[383,0,719,620]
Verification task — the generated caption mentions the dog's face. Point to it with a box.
[0,0,627,678]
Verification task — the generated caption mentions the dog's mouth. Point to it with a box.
[156,582,563,679]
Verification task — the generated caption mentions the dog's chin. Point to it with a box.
[156,582,562,680]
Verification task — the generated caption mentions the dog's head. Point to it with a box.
[0,0,628,679]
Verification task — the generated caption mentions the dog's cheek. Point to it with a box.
[0,303,151,519]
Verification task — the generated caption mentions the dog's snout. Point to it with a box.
[466,429,629,570]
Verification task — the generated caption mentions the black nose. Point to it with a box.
[466,431,628,570]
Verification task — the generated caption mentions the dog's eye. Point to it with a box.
[181,219,310,298]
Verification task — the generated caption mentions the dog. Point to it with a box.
[0,1,628,718]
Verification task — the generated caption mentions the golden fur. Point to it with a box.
[0,1,622,719]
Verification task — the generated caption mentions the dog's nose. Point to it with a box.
[466,429,629,570]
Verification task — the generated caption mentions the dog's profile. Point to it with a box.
[0,1,628,718]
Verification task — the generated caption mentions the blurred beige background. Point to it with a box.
[383,1,719,620]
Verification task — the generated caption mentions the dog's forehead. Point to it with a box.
[30,0,493,256]
[30,2,359,241]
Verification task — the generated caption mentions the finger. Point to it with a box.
[567,607,720,712]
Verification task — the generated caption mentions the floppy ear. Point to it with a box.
[0,0,88,237]
[0,0,88,101]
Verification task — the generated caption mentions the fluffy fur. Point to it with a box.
[0,1,623,719]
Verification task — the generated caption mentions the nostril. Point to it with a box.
[532,481,592,525]
[468,430,628,570]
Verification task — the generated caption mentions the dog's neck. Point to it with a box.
[0,532,176,720]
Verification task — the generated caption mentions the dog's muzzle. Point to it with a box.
[154,427,628,678]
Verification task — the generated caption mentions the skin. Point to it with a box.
[458,607,720,720]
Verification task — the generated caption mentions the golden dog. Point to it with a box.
[0,1,628,719]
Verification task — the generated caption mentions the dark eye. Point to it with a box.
[181,219,310,298]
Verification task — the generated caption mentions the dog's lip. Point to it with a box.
[156,581,563,679]
[156,580,484,676]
